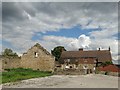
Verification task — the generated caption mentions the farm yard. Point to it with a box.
[2,74,118,88]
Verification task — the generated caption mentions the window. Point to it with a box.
[34,52,38,58]
[5,61,7,64]
[67,59,70,62]
[94,60,97,63]
[65,65,69,69]
[70,66,72,68]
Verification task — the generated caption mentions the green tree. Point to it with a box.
[51,46,66,61]
[2,48,18,58]
[101,61,113,67]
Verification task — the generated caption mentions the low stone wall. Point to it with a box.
[54,68,94,75]
[59,64,95,75]
[54,69,85,75]
[1,56,55,72]
[97,71,120,77]
[2,57,21,70]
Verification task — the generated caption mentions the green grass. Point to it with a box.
[2,68,53,83]
[0,72,2,84]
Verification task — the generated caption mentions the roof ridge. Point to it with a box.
[34,43,51,55]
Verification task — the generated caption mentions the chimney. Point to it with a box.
[98,48,100,51]
[79,48,83,51]
[109,46,110,51]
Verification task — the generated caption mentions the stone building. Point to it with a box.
[1,43,55,72]
[59,48,112,74]
[21,43,55,72]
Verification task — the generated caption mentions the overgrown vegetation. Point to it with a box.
[100,61,113,67]
[2,68,53,83]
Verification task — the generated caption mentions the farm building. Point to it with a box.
[21,43,55,72]
[98,64,120,76]
[59,48,112,74]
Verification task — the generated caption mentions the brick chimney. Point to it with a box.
[79,48,83,51]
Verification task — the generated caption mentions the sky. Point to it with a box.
[1,2,119,64]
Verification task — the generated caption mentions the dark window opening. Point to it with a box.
[34,52,38,58]
[70,66,72,68]
[5,61,7,64]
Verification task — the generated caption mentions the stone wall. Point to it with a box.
[0,59,2,72]
[98,71,120,77]
[1,44,55,72]
[78,64,95,69]
[61,64,95,71]
[56,63,95,75]
[54,69,85,75]
[1,57,21,70]
[21,45,55,72]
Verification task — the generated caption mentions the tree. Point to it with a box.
[51,46,66,61]
[100,61,113,67]
[2,48,18,58]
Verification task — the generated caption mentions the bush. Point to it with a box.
[100,61,113,67]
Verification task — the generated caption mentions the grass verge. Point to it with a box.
[2,68,53,83]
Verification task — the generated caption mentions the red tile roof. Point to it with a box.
[98,65,120,72]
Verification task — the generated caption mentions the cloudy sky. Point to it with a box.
[1,2,119,63]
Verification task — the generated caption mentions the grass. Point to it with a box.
[2,68,53,83]
[0,72,2,84]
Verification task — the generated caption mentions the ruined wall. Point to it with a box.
[0,47,55,72]
[0,43,55,72]
[1,57,21,70]
[78,64,95,69]
[21,46,55,72]
[61,64,95,70]
[0,59,2,72]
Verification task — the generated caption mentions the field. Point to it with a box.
[2,68,53,83]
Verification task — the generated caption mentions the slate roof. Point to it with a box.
[60,50,112,63]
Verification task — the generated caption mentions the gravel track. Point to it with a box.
[2,74,118,88]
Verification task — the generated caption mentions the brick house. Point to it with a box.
[59,48,112,73]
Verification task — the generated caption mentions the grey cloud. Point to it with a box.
[2,2,29,22]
